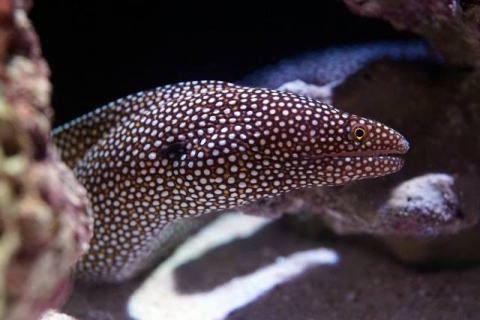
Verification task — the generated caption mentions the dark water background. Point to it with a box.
[31,1,415,126]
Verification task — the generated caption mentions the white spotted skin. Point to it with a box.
[53,80,409,282]
[53,81,234,169]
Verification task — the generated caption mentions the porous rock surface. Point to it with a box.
[0,2,92,320]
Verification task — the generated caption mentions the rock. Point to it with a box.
[377,173,461,236]
[342,0,480,67]
[0,2,92,320]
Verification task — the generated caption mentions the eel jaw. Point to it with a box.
[306,147,408,185]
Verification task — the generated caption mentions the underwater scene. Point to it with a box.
[0,1,479,319]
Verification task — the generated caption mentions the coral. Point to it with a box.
[0,2,92,320]
[342,0,480,67]
[377,173,460,236]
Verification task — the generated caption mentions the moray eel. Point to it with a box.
[53,80,409,282]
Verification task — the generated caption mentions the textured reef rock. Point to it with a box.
[0,2,92,320]
[343,0,480,68]
[377,173,461,236]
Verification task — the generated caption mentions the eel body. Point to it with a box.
[241,41,437,89]
[54,80,408,282]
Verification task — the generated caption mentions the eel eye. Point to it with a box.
[351,125,369,142]
[160,141,186,161]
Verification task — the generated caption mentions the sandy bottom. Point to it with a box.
[62,214,480,320]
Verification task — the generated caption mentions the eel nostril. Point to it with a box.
[398,138,410,153]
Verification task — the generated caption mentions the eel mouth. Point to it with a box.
[312,149,407,160]
[321,137,410,159]
[311,137,409,160]
[312,149,407,175]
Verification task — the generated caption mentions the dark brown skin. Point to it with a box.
[53,81,408,282]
